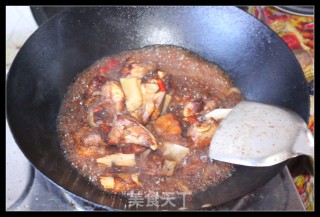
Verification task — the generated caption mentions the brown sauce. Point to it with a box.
[57,45,242,197]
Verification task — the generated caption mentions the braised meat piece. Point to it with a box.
[187,118,219,148]
[58,45,241,195]
[108,114,158,150]
[152,113,182,137]
[120,59,157,79]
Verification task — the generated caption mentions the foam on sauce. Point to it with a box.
[57,45,242,197]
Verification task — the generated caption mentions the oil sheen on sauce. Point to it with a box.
[57,45,242,197]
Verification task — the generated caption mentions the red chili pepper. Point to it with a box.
[107,59,120,68]
[98,59,120,73]
[93,106,104,113]
[157,79,166,92]
[98,65,109,73]
[187,117,198,122]
[100,123,111,133]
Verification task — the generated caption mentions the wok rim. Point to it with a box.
[6,6,309,210]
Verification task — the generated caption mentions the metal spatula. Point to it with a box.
[208,101,314,167]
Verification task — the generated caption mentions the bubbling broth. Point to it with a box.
[58,45,242,196]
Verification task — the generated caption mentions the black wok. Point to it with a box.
[6,6,309,210]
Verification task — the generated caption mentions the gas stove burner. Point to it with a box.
[6,166,35,211]
[5,163,305,211]
[60,190,111,211]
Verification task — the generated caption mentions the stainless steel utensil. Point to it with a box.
[208,101,314,167]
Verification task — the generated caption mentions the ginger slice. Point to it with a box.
[96,153,136,167]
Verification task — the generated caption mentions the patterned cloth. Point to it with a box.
[248,6,314,211]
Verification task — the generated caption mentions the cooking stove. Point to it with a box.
[6,162,305,211]
[6,6,306,211]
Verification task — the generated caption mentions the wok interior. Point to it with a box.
[6,7,309,210]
